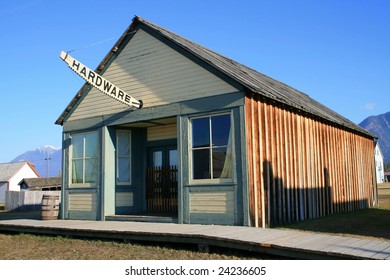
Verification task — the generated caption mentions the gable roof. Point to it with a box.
[0,162,40,182]
[56,16,374,138]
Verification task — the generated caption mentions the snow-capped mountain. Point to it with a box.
[12,145,62,177]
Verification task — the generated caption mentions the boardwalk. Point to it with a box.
[0,218,389,260]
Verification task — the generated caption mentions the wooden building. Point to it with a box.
[19,177,62,191]
[56,16,378,227]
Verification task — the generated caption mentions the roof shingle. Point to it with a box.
[19,177,61,190]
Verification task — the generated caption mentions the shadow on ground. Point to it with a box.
[280,208,390,241]
[0,211,41,220]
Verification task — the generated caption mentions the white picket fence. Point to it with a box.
[5,190,61,211]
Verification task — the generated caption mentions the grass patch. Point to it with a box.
[0,233,271,260]
[278,183,390,240]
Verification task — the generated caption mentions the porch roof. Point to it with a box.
[55,16,374,139]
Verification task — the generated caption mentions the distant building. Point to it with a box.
[19,177,61,191]
[0,161,40,203]
[374,143,385,183]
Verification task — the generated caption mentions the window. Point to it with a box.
[190,113,233,181]
[70,131,99,186]
[116,130,131,184]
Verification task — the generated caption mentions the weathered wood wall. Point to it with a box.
[5,190,61,211]
[245,96,378,227]
[68,193,97,212]
[188,188,235,225]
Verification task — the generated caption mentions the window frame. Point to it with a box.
[69,131,99,188]
[116,130,132,186]
[189,112,234,184]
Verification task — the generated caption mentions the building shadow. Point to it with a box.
[263,160,374,228]
[0,210,41,220]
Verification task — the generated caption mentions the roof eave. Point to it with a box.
[55,16,142,125]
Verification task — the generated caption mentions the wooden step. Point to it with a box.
[105,215,178,223]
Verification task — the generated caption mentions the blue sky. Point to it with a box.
[0,0,389,163]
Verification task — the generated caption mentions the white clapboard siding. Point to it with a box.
[68,193,97,211]
[68,29,237,122]
[116,192,134,207]
[147,124,177,142]
[190,190,234,214]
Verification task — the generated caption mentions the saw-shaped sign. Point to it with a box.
[60,51,143,109]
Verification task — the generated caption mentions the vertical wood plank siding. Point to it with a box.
[245,96,377,227]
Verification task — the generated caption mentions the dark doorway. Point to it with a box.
[147,146,178,214]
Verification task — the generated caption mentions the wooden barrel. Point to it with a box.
[41,195,60,220]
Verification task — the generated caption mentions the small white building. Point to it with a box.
[374,143,385,183]
[0,161,40,203]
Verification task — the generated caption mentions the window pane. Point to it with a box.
[85,133,98,158]
[192,117,210,148]
[85,158,98,183]
[169,149,178,167]
[72,134,84,158]
[193,149,210,179]
[118,158,130,182]
[211,114,231,147]
[117,131,130,157]
[153,151,163,168]
[71,159,83,183]
[212,147,229,178]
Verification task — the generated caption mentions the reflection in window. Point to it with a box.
[191,113,233,180]
[169,149,178,167]
[117,131,131,184]
[153,151,163,168]
[71,132,99,185]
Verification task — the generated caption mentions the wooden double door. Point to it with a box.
[147,146,178,214]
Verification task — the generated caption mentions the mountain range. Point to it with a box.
[11,145,62,177]
[359,111,390,164]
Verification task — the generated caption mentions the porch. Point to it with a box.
[111,117,179,218]
[63,103,244,226]
[1,218,389,259]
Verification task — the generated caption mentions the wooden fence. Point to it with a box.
[5,190,61,211]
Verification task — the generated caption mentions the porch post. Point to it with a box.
[102,126,116,218]
[177,116,184,224]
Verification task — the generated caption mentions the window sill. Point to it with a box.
[185,181,236,188]
[116,182,132,186]
[68,184,97,188]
